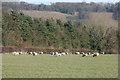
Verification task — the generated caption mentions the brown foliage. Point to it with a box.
[1,46,118,54]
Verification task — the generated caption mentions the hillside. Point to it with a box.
[22,10,72,22]
[82,12,118,30]
[21,10,118,30]
[2,10,118,51]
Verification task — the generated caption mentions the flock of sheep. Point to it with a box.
[12,51,105,57]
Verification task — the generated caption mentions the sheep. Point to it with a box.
[73,52,80,55]
[61,52,66,55]
[65,52,69,55]
[81,52,85,54]
[55,52,59,55]
[55,52,62,56]
[87,52,91,55]
[51,52,55,55]
[93,53,99,57]
[82,52,88,57]
[28,52,32,54]
[76,52,80,55]
[13,52,20,56]
[101,52,105,54]
[39,52,44,54]
[56,53,62,56]
[19,52,23,54]
[32,52,38,56]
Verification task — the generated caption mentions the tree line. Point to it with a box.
[2,2,119,20]
[2,10,118,51]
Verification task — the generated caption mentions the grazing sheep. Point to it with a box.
[32,52,38,56]
[55,52,62,56]
[28,52,33,55]
[93,53,99,57]
[57,53,62,56]
[19,52,23,54]
[65,52,69,55]
[61,52,66,55]
[87,52,91,55]
[13,52,19,56]
[82,52,88,57]
[101,52,105,54]
[55,52,59,55]
[51,52,55,55]
[39,52,44,54]
[81,52,85,54]
[81,52,84,54]
[73,52,80,55]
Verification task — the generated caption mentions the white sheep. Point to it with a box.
[74,52,80,55]
[28,52,33,55]
[19,52,23,54]
[51,52,55,55]
[57,53,62,56]
[61,52,66,55]
[32,52,38,56]
[81,52,85,54]
[65,52,69,55]
[55,52,59,55]
[93,52,99,57]
[101,52,105,54]
[82,52,88,57]
[88,52,91,55]
[39,52,44,54]
[55,52,62,56]
[13,52,19,56]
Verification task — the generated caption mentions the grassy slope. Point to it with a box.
[22,10,118,30]
[22,10,72,22]
[82,12,118,30]
[2,54,118,78]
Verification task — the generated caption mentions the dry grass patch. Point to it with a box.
[22,10,72,22]
[82,12,118,30]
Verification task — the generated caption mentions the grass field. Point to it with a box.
[2,54,118,78]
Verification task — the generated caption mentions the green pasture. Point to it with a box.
[2,54,118,78]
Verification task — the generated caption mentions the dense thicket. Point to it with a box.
[2,10,118,51]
